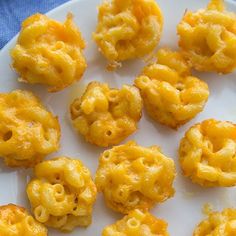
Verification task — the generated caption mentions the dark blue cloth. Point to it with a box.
[0,0,69,48]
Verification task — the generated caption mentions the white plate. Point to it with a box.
[0,0,236,235]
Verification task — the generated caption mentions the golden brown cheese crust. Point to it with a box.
[93,0,163,66]
[11,13,87,92]
[177,0,236,74]
[27,157,97,232]
[95,141,176,214]
[193,208,236,236]
[0,204,47,236]
[135,48,209,129]
[0,90,60,168]
[70,81,142,147]
[179,119,236,187]
[102,209,169,236]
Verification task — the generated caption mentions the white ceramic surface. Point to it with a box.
[0,0,236,235]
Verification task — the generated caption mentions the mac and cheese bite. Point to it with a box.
[177,0,236,74]
[0,204,47,236]
[0,90,60,168]
[11,13,87,92]
[93,0,163,68]
[179,119,236,187]
[135,48,209,129]
[193,208,236,236]
[70,82,142,147]
[95,141,176,214]
[27,157,97,232]
[102,209,169,236]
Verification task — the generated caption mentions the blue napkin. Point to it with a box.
[0,0,69,49]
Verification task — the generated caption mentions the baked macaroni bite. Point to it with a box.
[0,90,60,168]
[0,204,47,236]
[177,0,236,74]
[95,141,176,214]
[11,13,87,92]
[179,119,236,187]
[135,48,209,129]
[193,208,236,236]
[70,81,142,147]
[102,209,169,236]
[27,157,97,232]
[93,0,163,69]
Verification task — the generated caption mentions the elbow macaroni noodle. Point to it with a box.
[0,204,47,236]
[11,13,87,92]
[179,119,236,187]
[93,0,163,68]
[102,209,169,236]
[70,81,142,147]
[0,90,60,168]
[135,48,209,129]
[177,0,236,74]
[95,141,176,214]
[193,208,236,236]
[27,157,97,231]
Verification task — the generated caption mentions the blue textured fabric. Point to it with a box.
[0,0,69,49]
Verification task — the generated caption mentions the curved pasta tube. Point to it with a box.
[95,141,176,214]
[11,13,86,92]
[179,119,236,187]
[135,48,209,129]
[93,0,163,68]
[193,208,236,236]
[0,90,60,168]
[27,157,97,232]
[102,209,169,236]
[70,82,142,147]
[0,204,47,236]
[177,0,236,73]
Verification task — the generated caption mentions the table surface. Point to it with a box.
[0,0,69,49]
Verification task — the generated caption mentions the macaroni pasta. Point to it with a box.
[135,48,209,129]
[102,209,169,236]
[70,81,142,147]
[193,208,236,236]
[179,119,236,187]
[177,0,236,73]
[93,0,163,68]
[0,90,60,168]
[95,141,176,214]
[27,157,97,231]
[11,13,87,92]
[0,204,47,236]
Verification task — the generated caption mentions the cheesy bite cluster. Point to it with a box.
[179,119,236,187]
[95,141,176,214]
[0,204,47,236]
[0,90,60,168]
[135,48,209,129]
[27,157,97,231]
[11,13,87,92]
[70,82,142,147]
[177,0,236,74]
[102,209,169,236]
[93,0,163,68]
[193,208,236,236]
